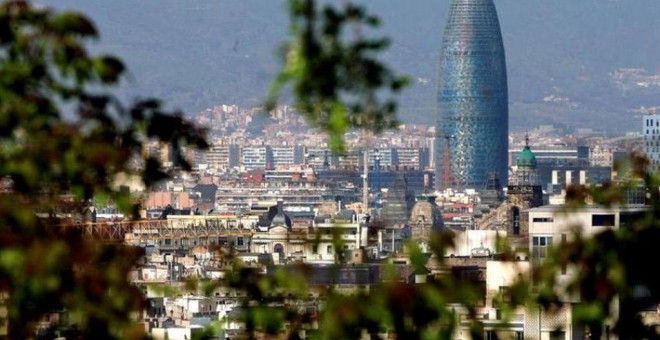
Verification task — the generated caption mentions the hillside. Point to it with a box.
[42,0,660,133]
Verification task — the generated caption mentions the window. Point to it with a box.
[532,217,553,223]
[327,245,333,254]
[486,331,500,340]
[493,286,511,308]
[592,214,615,227]
[312,245,318,254]
[549,331,566,340]
[532,236,553,259]
[237,237,244,246]
[511,207,520,235]
[620,212,642,226]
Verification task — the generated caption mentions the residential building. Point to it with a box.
[206,143,239,170]
[241,146,272,170]
[525,204,647,339]
[395,147,431,170]
[270,145,304,169]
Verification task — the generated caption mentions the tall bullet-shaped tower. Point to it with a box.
[436,0,508,190]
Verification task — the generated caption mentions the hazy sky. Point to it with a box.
[39,0,660,132]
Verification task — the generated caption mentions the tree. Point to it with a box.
[0,1,207,337]
[266,0,408,153]
[1,0,658,339]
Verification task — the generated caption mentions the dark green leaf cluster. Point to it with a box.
[266,0,409,152]
[0,1,206,338]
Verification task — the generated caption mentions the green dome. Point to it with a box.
[517,145,537,169]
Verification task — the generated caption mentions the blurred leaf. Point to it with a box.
[51,11,98,37]
[93,56,125,84]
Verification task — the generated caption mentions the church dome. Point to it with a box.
[409,195,444,232]
[517,145,537,169]
[270,201,292,230]
[270,212,292,229]
[517,134,537,169]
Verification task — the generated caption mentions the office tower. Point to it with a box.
[436,0,508,190]
[643,114,660,169]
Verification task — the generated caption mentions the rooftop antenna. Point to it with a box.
[363,141,369,207]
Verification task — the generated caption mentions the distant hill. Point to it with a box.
[42,0,660,133]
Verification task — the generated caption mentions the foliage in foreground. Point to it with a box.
[0,1,206,337]
[207,157,660,339]
[0,0,658,339]
[266,0,409,152]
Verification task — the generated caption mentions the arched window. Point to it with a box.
[274,243,284,255]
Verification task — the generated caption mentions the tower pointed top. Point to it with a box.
[517,134,536,169]
[524,132,530,147]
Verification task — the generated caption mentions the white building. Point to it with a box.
[241,146,272,170]
[643,114,660,168]
[271,145,304,169]
[395,147,430,170]
[589,145,614,167]
[524,204,647,339]
[368,148,395,168]
[309,213,367,263]
[527,205,644,262]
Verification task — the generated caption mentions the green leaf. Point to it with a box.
[51,12,98,37]
[94,56,125,84]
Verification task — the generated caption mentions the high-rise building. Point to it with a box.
[643,114,660,168]
[206,143,240,170]
[271,145,305,169]
[241,146,273,170]
[436,0,508,190]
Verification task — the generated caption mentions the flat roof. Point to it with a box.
[527,204,648,213]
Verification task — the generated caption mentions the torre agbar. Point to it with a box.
[436,0,508,190]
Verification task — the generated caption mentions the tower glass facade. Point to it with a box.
[436,0,508,190]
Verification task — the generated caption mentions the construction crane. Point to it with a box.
[441,133,455,191]
[364,128,455,192]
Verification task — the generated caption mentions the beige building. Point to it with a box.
[523,204,646,339]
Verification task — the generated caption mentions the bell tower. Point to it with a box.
[507,134,543,238]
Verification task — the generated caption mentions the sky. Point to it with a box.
[39,0,660,133]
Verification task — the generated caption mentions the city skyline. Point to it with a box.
[0,2,656,339]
